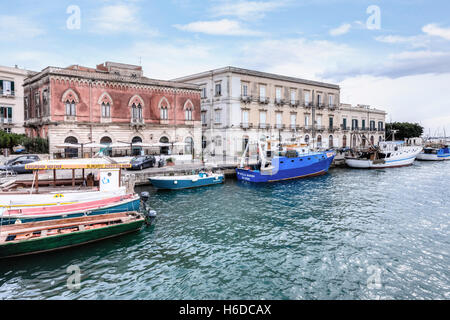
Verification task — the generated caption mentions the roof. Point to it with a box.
[172,66,340,90]
[23,64,200,91]
[25,158,131,170]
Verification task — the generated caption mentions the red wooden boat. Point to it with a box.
[0,194,140,225]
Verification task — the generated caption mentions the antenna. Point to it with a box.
[391,129,399,142]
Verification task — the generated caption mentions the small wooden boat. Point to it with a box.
[149,172,224,190]
[0,194,140,225]
[0,212,145,259]
[0,158,134,209]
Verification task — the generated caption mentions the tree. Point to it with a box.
[385,122,424,141]
[0,131,49,154]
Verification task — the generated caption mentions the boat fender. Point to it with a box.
[144,210,157,225]
[140,191,150,202]
[14,219,22,224]
[174,181,178,184]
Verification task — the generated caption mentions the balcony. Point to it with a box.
[274,98,285,106]
[317,103,326,110]
[290,124,301,131]
[259,97,270,104]
[351,126,360,131]
[360,127,369,132]
[328,126,339,133]
[258,123,270,129]
[328,104,337,110]
[290,100,299,107]
[304,102,313,109]
[240,95,252,103]
[315,125,325,132]
[304,125,312,132]
[1,118,12,124]
[0,90,15,97]
[341,125,350,131]
[274,123,285,130]
[378,127,385,132]
[240,122,253,129]
[185,120,194,126]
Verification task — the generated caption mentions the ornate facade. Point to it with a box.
[23,62,202,157]
[173,67,386,157]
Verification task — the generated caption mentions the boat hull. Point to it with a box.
[236,152,335,183]
[416,153,445,161]
[345,155,418,168]
[149,174,224,190]
[0,215,144,259]
[1,195,140,225]
[0,186,129,209]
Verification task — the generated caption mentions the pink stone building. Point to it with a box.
[23,62,201,157]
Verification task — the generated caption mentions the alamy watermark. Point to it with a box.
[366,5,381,30]
[67,264,81,290]
[66,5,81,30]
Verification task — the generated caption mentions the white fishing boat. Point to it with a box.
[345,141,422,169]
[416,143,450,161]
[0,158,135,208]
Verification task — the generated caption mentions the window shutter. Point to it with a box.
[11,82,14,93]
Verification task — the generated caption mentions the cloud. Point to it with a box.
[329,23,351,36]
[92,4,158,36]
[174,19,263,36]
[422,24,450,40]
[210,0,290,20]
[0,15,44,40]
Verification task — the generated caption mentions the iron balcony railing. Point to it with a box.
[290,100,299,107]
[317,103,326,109]
[240,95,252,103]
[0,90,15,97]
[240,122,253,129]
[274,123,285,130]
[341,125,350,130]
[274,98,285,106]
[304,102,313,108]
[259,97,270,104]
[328,104,337,110]
[258,123,270,129]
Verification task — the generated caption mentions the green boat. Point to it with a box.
[0,212,145,259]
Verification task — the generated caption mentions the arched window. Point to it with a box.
[305,135,310,144]
[185,108,193,121]
[62,89,79,117]
[64,136,78,158]
[379,136,383,143]
[159,97,170,120]
[342,135,347,148]
[132,103,142,120]
[370,135,375,146]
[317,135,322,147]
[65,100,76,116]
[184,99,194,121]
[102,102,111,118]
[132,136,143,156]
[161,106,168,120]
[100,136,112,156]
[160,136,169,155]
[185,137,194,154]
[329,135,334,148]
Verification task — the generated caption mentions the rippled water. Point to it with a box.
[1,161,449,300]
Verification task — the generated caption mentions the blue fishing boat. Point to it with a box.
[236,140,335,183]
[149,172,224,190]
[416,144,450,161]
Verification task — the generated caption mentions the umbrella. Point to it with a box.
[83,143,105,148]
[108,142,131,148]
[150,143,171,147]
[131,142,154,148]
[55,143,80,149]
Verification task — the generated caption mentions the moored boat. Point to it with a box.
[0,194,140,225]
[149,172,224,190]
[0,211,145,259]
[0,158,134,209]
[416,145,450,161]
[236,140,335,183]
[345,141,422,169]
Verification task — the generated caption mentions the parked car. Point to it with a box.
[128,155,156,170]
[0,155,40,174]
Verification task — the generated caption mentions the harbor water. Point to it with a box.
[0,161,449,299]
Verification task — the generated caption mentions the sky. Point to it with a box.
[2,0,450,135]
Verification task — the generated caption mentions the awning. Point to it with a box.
[25,158,131,170]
